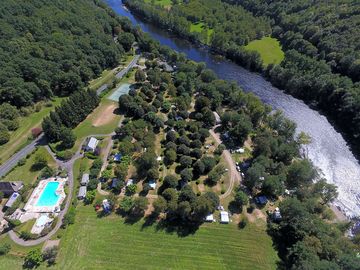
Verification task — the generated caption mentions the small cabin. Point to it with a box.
[85,137,99,152]
[80,174,89,186]
[77,186,87,200]
[220,211,230,224]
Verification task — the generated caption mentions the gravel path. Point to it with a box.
[209,129,241,199]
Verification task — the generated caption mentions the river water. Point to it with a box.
[106,0,360,218]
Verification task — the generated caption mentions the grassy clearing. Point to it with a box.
[70,99,121,152]
[244,37,284,66]
[190,22,213,44]
[144,0,173,8]
[88,69,115,91]
[53,205,278,270]
[2,146,56,185]
[0,98,62,164]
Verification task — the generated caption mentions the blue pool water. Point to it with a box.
[36,182,60,207]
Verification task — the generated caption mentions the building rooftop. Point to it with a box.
[220,211,230,223]
[87,137,99,151]
[81,174,89,186]
[5,192,20,208]
[78,186,87,198]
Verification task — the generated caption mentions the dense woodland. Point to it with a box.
[124,0,269,70]
[125,0,360,156]
[224,0,360,154]
[0,0,137,145]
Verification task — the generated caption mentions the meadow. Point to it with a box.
[144,0,173,8]
[244,37,284,66]
[50,205,279,270]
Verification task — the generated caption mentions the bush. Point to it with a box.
[24,249,43,269]
[42,246,58,265]
[0,243,11,255]
[238,217,248,229]
[62,207,76,228]
[17,158,26,166]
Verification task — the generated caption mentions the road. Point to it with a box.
[209,129,241,199]
[0,55,140,179]
[6,55,139,246]
[0,135,46,178]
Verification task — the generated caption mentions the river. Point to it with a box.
[105,0,360,218]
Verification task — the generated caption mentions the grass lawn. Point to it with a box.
[144,0,173,8]
[51,205,278,270]
[190,22,213,45]
[244,37,284,66]
[70,99,121,153]
[0,98,62,165]
[2,146,56,185]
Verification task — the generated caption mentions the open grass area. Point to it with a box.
[88,69,115,91]
[52,205,278,269]
[0,98,62,164]
[190,22,213,45]
[2,146,56,186]
[244,37,284,66]
[144,0,173,8]
[70,99,121,153]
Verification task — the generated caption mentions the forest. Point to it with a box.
[125,0,360,155]
[224,0,360,154]
[124,0,270,70]
[0,0,136,145]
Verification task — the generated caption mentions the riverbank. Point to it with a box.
[106,0,360,218]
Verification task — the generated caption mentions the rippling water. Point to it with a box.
[106,0,360,217]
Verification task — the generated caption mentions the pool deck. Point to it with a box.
[24,177,67,214]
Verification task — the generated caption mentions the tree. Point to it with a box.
[179,185,196,204]
[263,175,284,197]
[207,169,222,185]
[24,249,43,268]
[42,246,58,265]
[34,152,48,170]
[126,184,137,196]
[60,127,76,148]
[153,196,167,215]
[147,167,159,179]
[0,191,4,203]
[162,175,179,189]
[179,155,192,168]
[118,32,135,51]
[0,243,10,255]
[177,201,192,220]
[85,190,96,205]
[180,168,193,182]
[193,160,205,175]
[313,179,338,204]
[162,188,178,202]
[131,197,148,216]
[0,128,10,145]
[286,159,317,189]
[164,149,177,165]
[234,190,248,209]
[135,69,146,82]
[119,196,134,214]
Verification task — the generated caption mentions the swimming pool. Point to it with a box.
[36,182,60,207]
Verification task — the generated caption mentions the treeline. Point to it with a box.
[42,90,99,147]
[0,0,130,107]
[124,0,268,71]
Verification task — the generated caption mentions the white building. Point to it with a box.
[220,211,230,223]
[86,137,99,152]
[77,186,87,200]
[81,174,89,186]
[213,111,221,124]
[205,214,214,222]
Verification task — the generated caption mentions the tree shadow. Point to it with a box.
[141,213,158,230]
[228,201,242,214]
[154,218,200,237]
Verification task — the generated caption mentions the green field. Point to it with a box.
[244,37,284,66]
[0,98,62,164]
[190,22,214,44]
[144,0,173,8]
[2,146,56,185]
[48,205,278,270]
